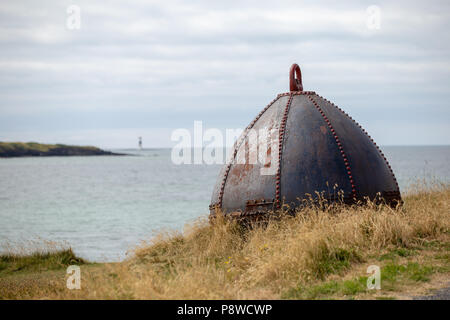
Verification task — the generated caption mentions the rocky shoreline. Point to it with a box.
[0,142,125,158]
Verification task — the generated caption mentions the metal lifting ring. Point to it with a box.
[289,63,303,92]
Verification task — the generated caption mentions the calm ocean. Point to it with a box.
[0,146,449,261]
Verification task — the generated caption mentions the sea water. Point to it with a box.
[0,146,448,261]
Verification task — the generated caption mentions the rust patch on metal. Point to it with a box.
[217,95,281,208]
[228,163,254,185]
[264,146,272,168]
[320,125,327,135]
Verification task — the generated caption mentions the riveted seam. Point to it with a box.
[275,93,294,209]
[217,95,282,208]
[277,91,315,98]
[308,95,357,200]
[315,94,400,194]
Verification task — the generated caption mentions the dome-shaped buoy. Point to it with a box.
[210,64,401,218]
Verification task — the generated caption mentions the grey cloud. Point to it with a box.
[0,0,449,147]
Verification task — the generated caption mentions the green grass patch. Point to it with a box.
[381,262,435,290]
[0,248,87,277]
[435,253,450,261]
[283,259,441,300]
[309,245,362,280]
[378,248,416,261]
[282,276,368,299]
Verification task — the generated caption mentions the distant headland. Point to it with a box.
[0,142,124,158]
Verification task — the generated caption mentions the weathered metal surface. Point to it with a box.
[210,63,402,218]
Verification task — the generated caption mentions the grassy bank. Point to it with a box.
[0,141,121,157]
[0,248,85,276]
[1,185,449,299]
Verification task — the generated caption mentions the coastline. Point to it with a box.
[0,142,126,158]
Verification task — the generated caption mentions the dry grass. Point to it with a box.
[1,184,449,299]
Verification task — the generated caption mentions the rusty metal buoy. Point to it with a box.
[210,64,401,218]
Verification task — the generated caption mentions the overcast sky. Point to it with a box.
[0,0,449,148]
